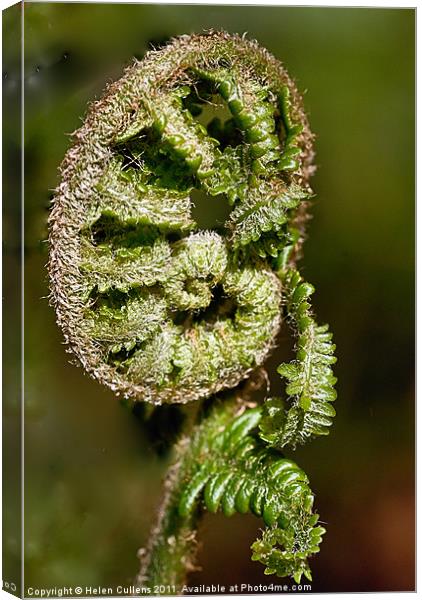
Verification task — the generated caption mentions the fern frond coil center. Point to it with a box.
[49,32,313,404]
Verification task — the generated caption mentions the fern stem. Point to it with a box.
[137,399,232,594]
[138,395,247,590]
[137,454,198,591]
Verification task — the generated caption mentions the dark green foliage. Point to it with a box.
[177,404,325,583]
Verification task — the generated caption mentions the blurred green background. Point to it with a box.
[3,2,414,594]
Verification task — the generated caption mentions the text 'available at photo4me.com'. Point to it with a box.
[23,583,313,597]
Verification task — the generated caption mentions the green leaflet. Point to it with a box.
[227,182,309,249]
[178,404,325,583]
[277,85,305,172]
[251,520,326,583]
[260,268,337,449]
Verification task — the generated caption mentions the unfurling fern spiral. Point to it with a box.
[49,31,336,587]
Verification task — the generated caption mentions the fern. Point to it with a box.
[180,407,324,583]
[49,31,336,588]
[260,269,337,449]
[139,400,325,587]
[227,182,309,249]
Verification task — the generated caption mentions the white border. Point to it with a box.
[0,2,417,600]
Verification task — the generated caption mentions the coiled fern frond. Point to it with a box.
[49,31,336,587]
[49,31,313,405]
[260,269,337,449]
[139,399,325,586]
[180,408,324,583]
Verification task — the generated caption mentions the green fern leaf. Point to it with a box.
[259,269,337,449]
[227,182,309,250]
[178,403,325,582]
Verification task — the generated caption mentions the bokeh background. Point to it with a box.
[3,2,415,594]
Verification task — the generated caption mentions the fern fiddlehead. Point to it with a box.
[138,397,325,589]
[49,31,336,588]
